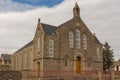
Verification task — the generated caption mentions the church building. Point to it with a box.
[11,2,103,80]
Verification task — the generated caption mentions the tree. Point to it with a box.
[103,42,114,71]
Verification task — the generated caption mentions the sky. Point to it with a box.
[12,0,63,7]
[0,0,120,60]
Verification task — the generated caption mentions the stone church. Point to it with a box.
[11,2,103,80]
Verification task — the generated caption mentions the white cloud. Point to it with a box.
[0,0,34,12]
[0,0,120,60]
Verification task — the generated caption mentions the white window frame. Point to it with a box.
[83,34,87,50]
[69,31,73,48]
[49,40,54,57]
[76,29,80,49]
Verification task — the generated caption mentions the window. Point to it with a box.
[96,47,100,60]
[49,40,54,57]
[83,34,87,50]
[64,55,69,66]
[69,31,73,48]
[76,29,80,49]
[24,53,27,69]
[4,61,7,64]
[20,54,22,69]
[38,37,40,52]
[15,57,17,70]
[30,50,33,68]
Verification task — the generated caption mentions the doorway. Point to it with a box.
[37,61,40,77]
[76,56,81,74]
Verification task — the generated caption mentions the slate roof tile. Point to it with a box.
[41,23,57,35]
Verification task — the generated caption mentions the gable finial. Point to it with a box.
[73,2,80,18]
[38,18,40,22]
[94,33,96,36]
[75,2,77,5]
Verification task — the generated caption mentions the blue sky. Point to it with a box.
[12,0,63,7]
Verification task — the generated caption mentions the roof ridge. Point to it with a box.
[15,40,33,53]
[41,23,57,27]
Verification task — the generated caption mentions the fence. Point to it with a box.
[102,71,111,80]
[115,71,120,80]
[0,70,113,80]
[21,70,113,80]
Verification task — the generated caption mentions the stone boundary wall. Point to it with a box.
[0,70,22,80]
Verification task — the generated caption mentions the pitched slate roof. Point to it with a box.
[16,40,33,53]
[15,23,57,53]
[41,23,57,35]
[114,61,120,66]
[41,23,102,45]
[94,36,101,45]
[1,54,11,61]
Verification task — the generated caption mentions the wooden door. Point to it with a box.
[76,56,81,74]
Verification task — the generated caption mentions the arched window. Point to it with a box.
[24,53,27,69]
[38,37,40,53]
[83,34,87,50]
[76,29,80,49]
[69,31,73,48]
[49,40,54,57]
[96,47,100,60]
[64,55,69,66]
